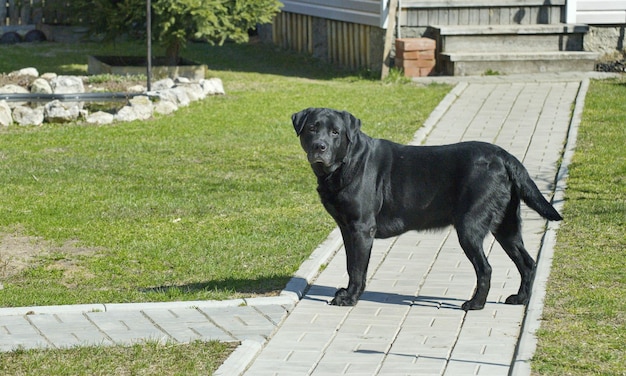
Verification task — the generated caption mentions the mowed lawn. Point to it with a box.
[532,78,626,375]
[0,41,450,307]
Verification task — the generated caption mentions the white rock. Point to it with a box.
[9,67,39,77]
[12,106,44,126]
[0,84,29,108]
[0,100,12,126]
[154,100,178,115]
[200,78,225,95]
[174,76,191,84]
[155,87,190,107]
[129,95,152,107]
[169,87,190,106]
[44,100,81,123]
[40,72,58,80]
[128,95,154,120]
[115,106,139,122]
[30,78,53,94]
[86,111,114,125]
[152,78,175,90]
[0,84,29,94]
[50,76,85,94]
[179,83,205,102]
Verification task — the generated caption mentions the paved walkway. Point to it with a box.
[0,73,606,375]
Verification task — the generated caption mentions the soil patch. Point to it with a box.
[0,231,99,283]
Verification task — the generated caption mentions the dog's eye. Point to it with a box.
[308,124,317,133]
[331,129,340,136]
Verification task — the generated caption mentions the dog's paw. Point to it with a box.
[505,294,529,305]
[329,288,357,306]
[461,299,486,311]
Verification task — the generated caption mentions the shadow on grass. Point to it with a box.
[0,39,372,80]
[140,275,292,297]
[184,40,377,81]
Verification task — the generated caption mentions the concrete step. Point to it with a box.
[431,24,590,53]
[440,51,600,76]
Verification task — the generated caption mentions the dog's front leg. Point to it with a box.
[331,223,375,306]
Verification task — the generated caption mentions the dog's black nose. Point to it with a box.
[314,142,327,152]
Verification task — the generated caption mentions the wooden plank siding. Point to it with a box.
[273,11,314,54]
[574,0,626,24]
[327,19,372,68]
[401,1,565,27]
[272,11,374,69]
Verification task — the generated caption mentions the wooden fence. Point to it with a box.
[272,11,313,55]
[272,11,374,70]
[1,0,72,26]
[326,19,372,69]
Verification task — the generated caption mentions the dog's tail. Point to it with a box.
[504,153,563,221]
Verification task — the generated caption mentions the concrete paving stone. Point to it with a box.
[0,316,51,351]
[202,306,279,341]
[339,323,400,341]
[378,355,447,375]
[392,343,453,361]
[85,310,168,345]
[141,307,234,343]
[451,338,517,358]
[445,359,511,376]
[306,283,340,298]
[404,312,466,332]
[247,359,314,375]
[369,265,422,280]
[252,304,292,326]
[27,312,113,348]
[260,332,329,352]
[293,331,340,345]
[316,359,385,375]
[347,305,411,321]
[359,290,415,306]
[321,335,374,354]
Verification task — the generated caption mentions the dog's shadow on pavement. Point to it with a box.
[303,284,466,310]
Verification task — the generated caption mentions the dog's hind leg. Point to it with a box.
[456,222,492,311]
[493,199,536,305]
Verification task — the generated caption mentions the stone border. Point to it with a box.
[0,67,224,127]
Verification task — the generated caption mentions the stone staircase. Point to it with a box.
[429,24,599,76]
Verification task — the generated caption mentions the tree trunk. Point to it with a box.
[164,41,180,66]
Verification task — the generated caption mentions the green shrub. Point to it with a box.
[71,0,281,64]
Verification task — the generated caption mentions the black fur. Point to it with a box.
[292,107,562,311]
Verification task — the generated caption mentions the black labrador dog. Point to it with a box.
[292,107,562,311]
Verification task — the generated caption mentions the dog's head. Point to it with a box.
[291,108,361,176]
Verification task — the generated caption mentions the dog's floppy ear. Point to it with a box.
[291,108,311,136]
[342,111,361,143]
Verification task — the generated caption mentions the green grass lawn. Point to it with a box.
[532,78,626,375]
[0,41,450,307]
[0,340,236,375]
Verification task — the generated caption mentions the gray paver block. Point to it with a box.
[85,310,167,345]
[0,316,50,351]
[200,306,276,341]
[28,313,113,348]
[142,307,234,343]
